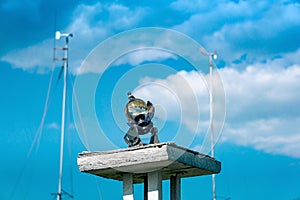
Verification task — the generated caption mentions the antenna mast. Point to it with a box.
[200,48,217,200]
[209,51,217,200]
[54,31,73,200]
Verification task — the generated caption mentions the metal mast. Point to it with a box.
[200,48,217,200]
[209,52,216,200]
[54,31,73,200]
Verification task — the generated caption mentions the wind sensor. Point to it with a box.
[55,31,73,40]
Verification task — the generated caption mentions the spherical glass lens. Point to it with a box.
[127,99,148,120]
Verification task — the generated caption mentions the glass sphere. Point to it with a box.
[126,99,148,122]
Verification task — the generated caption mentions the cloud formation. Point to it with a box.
[1,2,147,73]
[1,0,299,73]
[133,51,300,157]
[1,39,53,73]
[113,49,177,66]
[221,55,300,157]
[172,0,300,66]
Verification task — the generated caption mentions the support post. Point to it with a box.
[147,171,162,200]
[170,174,181,200]
[123,174,134,200]
[144,176,148,200]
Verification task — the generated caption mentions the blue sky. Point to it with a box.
[1,0,300,200]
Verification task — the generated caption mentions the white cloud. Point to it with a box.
[223,118,300,158]
[2,0,299,75]
[172,0,300,66]
[113,49,177,66]
[132,50,300,158]
[170,0,218,13]
[133,70,215,134]
[106,3,147,30]
[0,2,147,74]
[1,39,53,73]
[222,60,300,121]
[67,2,146,36]
[218,55,300,158]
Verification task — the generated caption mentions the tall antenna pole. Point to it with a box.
[209,52,216,200]
[200,48,217,200]
[54,31,73,200]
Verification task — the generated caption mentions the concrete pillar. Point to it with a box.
[123,174,134,200]
[170,174,181,200]
[147,171,162,200]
